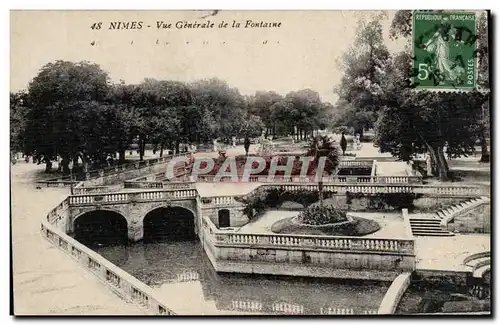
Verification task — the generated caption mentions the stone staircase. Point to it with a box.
[437,196,490,227]
[409,216,454,236]
[409,197,489,237]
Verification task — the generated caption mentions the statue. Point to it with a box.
[232,136,236,148]
[426,153,433,176]
[212,139,218,152]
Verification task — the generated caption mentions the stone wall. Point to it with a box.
[84,162,170,186]
[446,203,490,234]
[201,216,415,281]
[211,247,414,281]
[378,272,412,314]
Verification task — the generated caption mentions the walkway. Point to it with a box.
[415,234,490,272]
[11,163,144,315]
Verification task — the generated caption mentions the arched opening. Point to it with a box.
[73,210,128,248]
[143,206,195,243]
[218,209,231,228]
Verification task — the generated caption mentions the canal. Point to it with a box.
[89,239,390,315]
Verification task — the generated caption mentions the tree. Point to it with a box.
[373,51,484,181]
[381,10,490,179]
[305,135,340,207]
[247,91,283,136]
[333,99,376,138]
[240,114,265,138]
[285,89,324,140]
[335,17,391,137]
[475,11,490,162]
[23,60,111,173]
[190,78,246,142]
[10,91,28,155]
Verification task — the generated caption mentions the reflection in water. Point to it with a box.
[94,240,389,315]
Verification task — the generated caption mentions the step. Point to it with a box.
[410,219,441,224]
[473,265,491,279]
[458,202,468,208]
[411,226,444,231]
[412,231,454,237]
[436,211,446,219]
[410,217,440,221]
[466,257,490,269]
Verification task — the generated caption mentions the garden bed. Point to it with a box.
[271,215,380,236]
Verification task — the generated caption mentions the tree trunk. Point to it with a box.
[318,180,324,208]
[479,134,490,162]
[44,157,52,173]
[435,146,450,181]
[61,156,70,174]
[479,100,490,162]
[139,138,145,161]
[118,149,125,164]
[159,144,164,158]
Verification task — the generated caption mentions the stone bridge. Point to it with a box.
[66,189,247,242]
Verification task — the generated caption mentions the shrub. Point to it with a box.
[238,187,335,219]
[300,205,348,225]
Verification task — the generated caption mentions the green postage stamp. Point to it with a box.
[413,11,477,90]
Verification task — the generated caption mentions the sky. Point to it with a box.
[10,10,406,104]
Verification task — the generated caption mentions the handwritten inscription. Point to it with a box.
[91,20,282,30]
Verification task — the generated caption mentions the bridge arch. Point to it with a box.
[72,209,128,247]
[142,205,196,242]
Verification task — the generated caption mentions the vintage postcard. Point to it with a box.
[10,10,491,316]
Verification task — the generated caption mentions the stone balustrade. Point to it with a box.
[41,200,176,315]
[123,180,197,190]
[68,189,198,206]
[202,217,414,255]
[215,231,414,254]
[36,153,189,188]
[73,183,111,195]
[196,174,423,184]
[338,160,374,168]
[201,196,240,207]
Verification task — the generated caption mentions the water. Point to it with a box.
[94,240,390,315]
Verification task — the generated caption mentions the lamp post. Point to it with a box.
[69,160,74,195]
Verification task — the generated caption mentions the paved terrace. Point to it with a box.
[415,235,490,272]
[11,163,144,315]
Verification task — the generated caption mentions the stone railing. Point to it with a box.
[201,216,415,281]
[73,182,112,195]
[195,175,422,184]
[202,217,414,255]
[439,197,490,227]
[338,160,374,168]
[68,189,198,206]
[123,180,196,190]
[36,153,189,188]
[214,231,414,254]
[41,199,176,315]
[200,196,242,208]
[261,183,488,197]
[412,184,489,197]
[123,181,164,189]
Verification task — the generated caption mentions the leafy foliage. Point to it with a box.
[299,205,348,225]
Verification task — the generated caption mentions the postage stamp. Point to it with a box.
[413,11,477,90]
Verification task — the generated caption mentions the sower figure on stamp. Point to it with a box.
[423,18,465,84]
